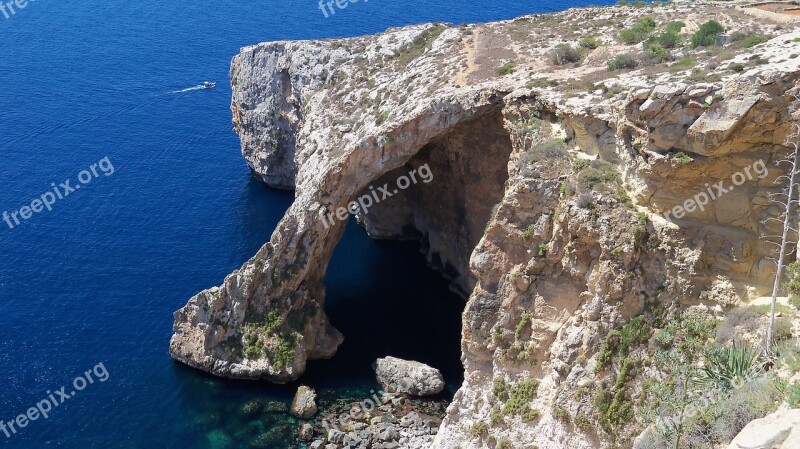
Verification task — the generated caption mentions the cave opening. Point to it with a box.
[301,108,514,394]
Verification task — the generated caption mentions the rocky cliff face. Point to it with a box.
[171,2,800,448]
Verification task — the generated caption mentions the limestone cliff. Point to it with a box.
[171,2,800,448]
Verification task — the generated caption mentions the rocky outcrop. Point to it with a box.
[374,357,446,397]
[727,408,800,449]
[312,392,447,449]
[291,385,318,418]
[171,2,800,448]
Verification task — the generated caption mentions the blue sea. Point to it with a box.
[0,1,617,447]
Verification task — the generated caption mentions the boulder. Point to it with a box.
[298,422,314,441]
[373,356,445,396]
[728,408,800,449]
[290,385,318,418]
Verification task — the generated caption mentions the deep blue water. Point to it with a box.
[0,1,617,448]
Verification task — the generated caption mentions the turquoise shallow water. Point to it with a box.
[0,0,618,447]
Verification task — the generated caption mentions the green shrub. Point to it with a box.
[697,342,764,391]
[579,36,599,49]
[774,340,800,372]
[552,405,571,423]
[635,16,656,31]
[716,307,761,344]
[784,261,800,297]
[375,110,390,125]
[710,377,782,443]
[577,162,619,190]
[270,331,299,370]
[607,53,639,71]
[515,312,532,340]
[527,78,559,88]
[596,358,635,434]
[619,16,657,44]
[741,34,769,48]
[665,21,685,34]
[521,224,536,241]
[640,312,758,447]
[730,62,746,73]
[690,20,724,49]
[646,30,682,50]
[572,158,590,172]
[489,405,504,425]
[503,379,540,419]
[644,43,671,64]
[619,28,647,45]
[528,138,569,166]
[658,30,682,49]
[620,315,649,355]
[537,243,549,257]
[396,25,448,67]
[574,412,592,431]
[788,381,800,407]
[750,303,793,315]
[774,317,793,341]
[597,329,620,371]
[672,56,696,69]
[672,151,693,165]
[241,310,299,369]
[497,61,516,76]
[573,159,631,206]
[551,44,583,65]
[632,213,649,251]
[653,328,675,346]
[469,421,488,438]
[790,294,800,310]
[493,377,508,401]
[496,438,513,449]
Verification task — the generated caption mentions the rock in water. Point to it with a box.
[298,422,314,441]
[237,399,264,418]
[728,408,800,449]
[205,429,232,449]
[373,356,445,397]
[290,385,318,418]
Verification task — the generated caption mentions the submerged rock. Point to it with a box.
[262,400,289,414]
[237,399,264,418]
[249,432,277,449]
[205,429,233,449]
[189,410,222,432]
[291,385,318,418]
[373,357,445,397]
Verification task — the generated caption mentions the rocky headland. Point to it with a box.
[171,1,800,448]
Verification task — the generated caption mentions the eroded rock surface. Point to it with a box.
[727,408,800,449]
[374,357,446,397]
[171,2,800,448]
[291,385,319,419]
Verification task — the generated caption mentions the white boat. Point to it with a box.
[203,81,216,89]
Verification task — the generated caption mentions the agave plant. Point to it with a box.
[695,342,764,391]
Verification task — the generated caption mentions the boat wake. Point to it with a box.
[170,82,216,94]
[170,85,206,94]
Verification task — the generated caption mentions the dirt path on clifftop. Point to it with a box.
[453,29,480,86]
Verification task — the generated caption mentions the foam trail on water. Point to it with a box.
[170,85,206,94]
